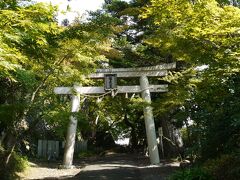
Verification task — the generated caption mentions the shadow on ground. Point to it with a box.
[29,154,179,180]
[72,167,139,180]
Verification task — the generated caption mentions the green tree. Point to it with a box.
[142,0,240,160]
[0,1,115,178]
[84,0,180,154]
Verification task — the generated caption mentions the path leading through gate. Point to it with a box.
[21,153,180,180]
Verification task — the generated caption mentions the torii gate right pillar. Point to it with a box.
[140,75,160,164]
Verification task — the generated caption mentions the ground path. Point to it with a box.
[21,153,179,180]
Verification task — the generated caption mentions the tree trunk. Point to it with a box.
[161,118,183,158]
[124,114,138,149]
[0,131,6,146]
[3,131,17,166]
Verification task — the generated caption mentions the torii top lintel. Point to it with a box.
[54,63,176,95]
[89,62,176,79]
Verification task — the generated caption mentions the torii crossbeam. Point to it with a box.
[54,62,176,168]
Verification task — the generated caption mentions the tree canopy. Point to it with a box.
[0,0,240,179]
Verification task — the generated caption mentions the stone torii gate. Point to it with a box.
[54,62,176,168]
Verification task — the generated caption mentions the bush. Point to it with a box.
[169,167,214,180]
[0,146,29,180]
[77,150,96,158]
[204,154,240,180]
[169,154,240,180]
[10,152,29,173]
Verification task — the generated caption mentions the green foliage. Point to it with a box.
[1,2,239,179]
[203,154,240,180]
[143,0,240,67]
[0,0,18,9]
[77,150,96,158]
[169,167,214,180]
[0,0,114,123]
[15,69,37,90]
[10,152,29,173]
[141,0,240,161]
[43,104,90,138]
[170,154,240,180]
[104,0,129,17]
[216,0,240,7]
[0,0,116,175]
[100,0,169,68]
[0,146,29,180]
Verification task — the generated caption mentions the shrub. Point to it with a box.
[169,167,214,180]
[77,150,96,158]
[204,154,240,180]
[10,152,29,173]
[0,146,29,180]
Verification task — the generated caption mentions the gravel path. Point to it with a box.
[20,161,81,179]
[20,153,179,180]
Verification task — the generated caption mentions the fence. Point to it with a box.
[37,139,87,159]
[75,140,88,152]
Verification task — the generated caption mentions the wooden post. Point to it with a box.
[47,140,52,159]
[37,140,42,157]
[158,127,164,159]
[62,93,80,168]
[55,141,59,158]
[140,75,160,164]
[42,140,47,158]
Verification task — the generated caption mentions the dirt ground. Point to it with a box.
[20,153,180,180]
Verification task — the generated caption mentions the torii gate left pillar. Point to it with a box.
[62,93,80,168]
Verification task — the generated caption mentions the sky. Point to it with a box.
[35,0,131,24]
[36,0,106,23]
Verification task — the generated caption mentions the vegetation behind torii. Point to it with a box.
[0,0,240,179]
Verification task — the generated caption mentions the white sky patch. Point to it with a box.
[35,0,131,24]
[115,138,130,146]
[35,0,105,23]
[195,65,209,71]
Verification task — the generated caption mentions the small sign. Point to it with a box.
[104,74,117,90]
[158,127,163,136]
